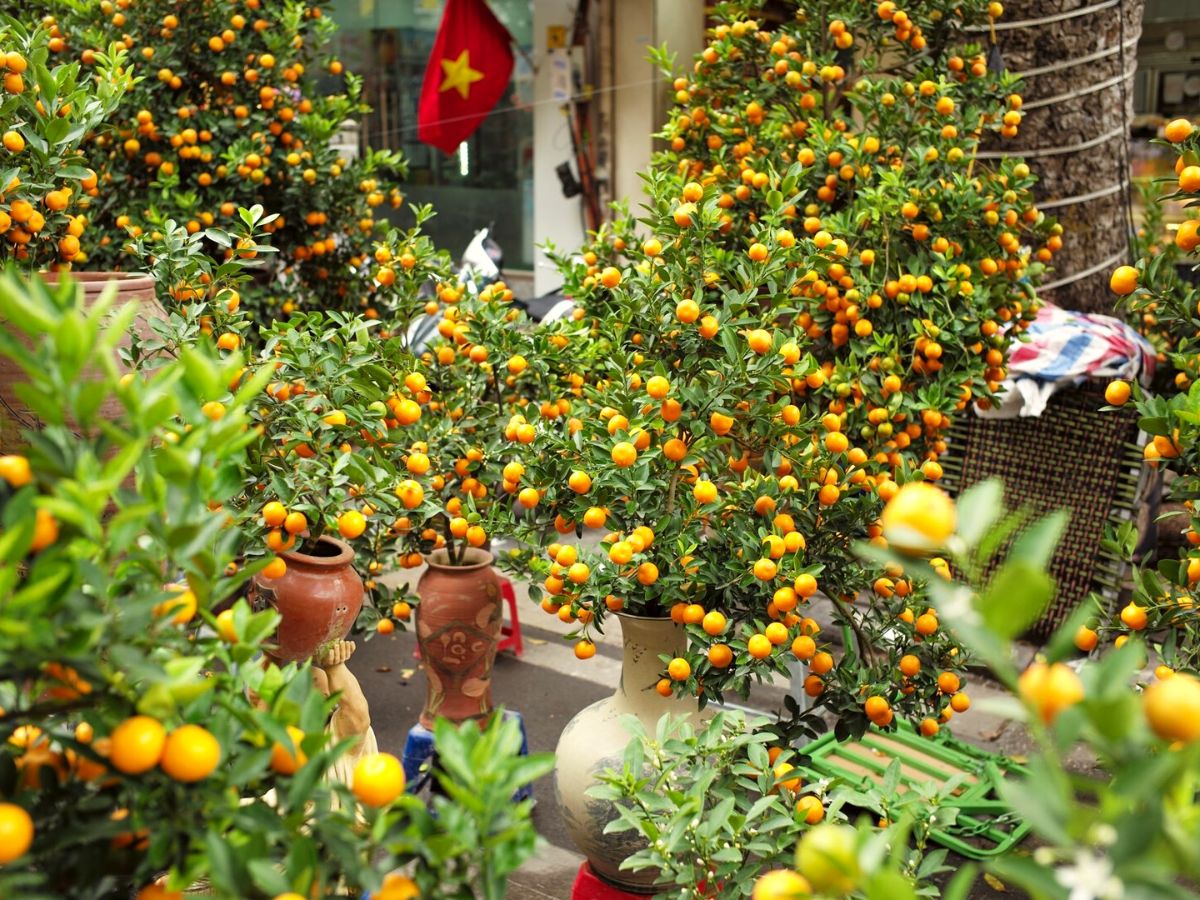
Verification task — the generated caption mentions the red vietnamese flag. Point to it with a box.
[417,0,514,155]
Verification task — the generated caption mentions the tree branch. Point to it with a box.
[833,593,877,667]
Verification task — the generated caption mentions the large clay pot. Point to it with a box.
[0,271,161,451]
[251,535,364,662]
[554,613,699,893]
[415,547,503,729]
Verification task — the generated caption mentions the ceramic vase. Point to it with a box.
[415,547,503,728]
[0,272,161,451]
[554,612,699,893]
[251,535,363,662]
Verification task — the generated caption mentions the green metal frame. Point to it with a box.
[796,720,1030,859]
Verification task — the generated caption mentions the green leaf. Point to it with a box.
[925,578,1014,679]
[179,347,221,405]
[986,852,1066,897]
[996,760,1071,846]
[204,828,239,889]
[1008,509,1068,570]
[880,759,901,798]
[865,869,918,900]
[941,864,979,900]
[954,479,1003,549]
[43,115,71,146]
[55,310,86,376]
[248,859,292,895]
[0,272,58,334]
[75,381,111,429]
[1138,415,1170,436]
[977,562,1055,640]
[285,744,327,810]
[701,795,736,838]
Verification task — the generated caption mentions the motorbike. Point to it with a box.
[404,226,573,355]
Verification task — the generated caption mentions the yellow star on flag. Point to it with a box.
[439,49,485,100]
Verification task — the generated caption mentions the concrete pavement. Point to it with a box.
[354,561,1059,898]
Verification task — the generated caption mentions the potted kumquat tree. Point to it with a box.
[0,18,158,451]
[0,270,549,898]
[621,480,1200,898]
[235,309,414,663]
[512,0,1057,886]
[1092,117,1200,673]
[32,0,409,323]
[119,205,419,665]
[362,275,592,730]
[119,199,463,667]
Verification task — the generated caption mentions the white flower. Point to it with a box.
[1055,851,1124,900]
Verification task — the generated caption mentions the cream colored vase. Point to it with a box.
[554,613,699,893]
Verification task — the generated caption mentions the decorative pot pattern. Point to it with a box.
[415,547,503,729]
[554,613,699,893]
[251,536,363,662]
[0,272,161,452]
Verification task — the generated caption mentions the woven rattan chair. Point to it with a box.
[939,380,1146,641]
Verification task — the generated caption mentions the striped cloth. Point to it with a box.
[977,302,1156,418]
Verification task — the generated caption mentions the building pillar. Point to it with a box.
[532,0,585,296]
[532,0,704,295]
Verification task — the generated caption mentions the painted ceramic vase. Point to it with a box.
[415,547,503,728]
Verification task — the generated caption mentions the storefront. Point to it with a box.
[1134,0,1200,121]
[324,0,706,292]
[325,0,536,269]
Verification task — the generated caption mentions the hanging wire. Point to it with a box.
[1036,182,1125,211]
[368,75,663,144]
[1020,63,1138,111]
[1037,250,1129,292]
[984,0,1139,282]
[1014,34,1139,80]
[975,125,1127,160]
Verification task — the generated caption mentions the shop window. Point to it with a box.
[325,0,535,268]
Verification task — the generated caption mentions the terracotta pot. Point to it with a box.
[0,271,161,452]
[554,613,700,894]
[415,547,503,729]
[251,536,364,663]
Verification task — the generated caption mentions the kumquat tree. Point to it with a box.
[7,0,1195,893]
[0,15,130,271]
[1121,178,1199,376]
[734,480,1200,899]
[1089,117,1200,675]
[0,273,548,898]
[358,274,597,633]
[508,0,1057,740]
[33,0,406,321]
[561,476,1200,897]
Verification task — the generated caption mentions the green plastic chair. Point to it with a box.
[797,719,1029,859]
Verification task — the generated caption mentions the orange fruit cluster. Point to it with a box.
[37,2,404,316]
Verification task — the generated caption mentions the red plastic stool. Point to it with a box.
[412,576,522,660]
[571,863,647,899]
[496,576,523,656]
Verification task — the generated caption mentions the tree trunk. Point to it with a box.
[980,0,1145,314]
